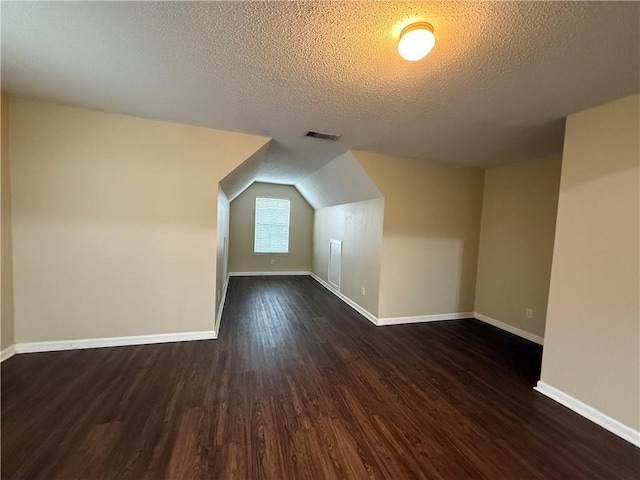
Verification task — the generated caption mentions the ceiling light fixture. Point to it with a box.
[398,22,435,61]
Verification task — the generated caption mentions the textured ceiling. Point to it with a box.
[2,1,639,184]
[297,151,382,209]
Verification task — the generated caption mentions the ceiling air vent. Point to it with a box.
[305,131,341,141]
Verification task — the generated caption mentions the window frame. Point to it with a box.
[253,196,291,255]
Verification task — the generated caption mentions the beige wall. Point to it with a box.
[229,182,313,273]
[215,186,230,333]
[9,98,268,342]
[312,198,384,316]
[1,95,15,350]
[354,151,484,319]
[475,155,562,338]
[219,143,270,202]
[540,94,640,430]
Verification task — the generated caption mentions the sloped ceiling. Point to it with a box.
[296,151,382,209]
[2,2,639,184]
[219,142,271,201]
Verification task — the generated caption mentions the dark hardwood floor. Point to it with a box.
[2,276,639,479]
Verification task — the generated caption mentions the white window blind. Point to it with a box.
[254,197,291,254]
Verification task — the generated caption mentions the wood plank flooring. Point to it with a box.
[2,275,639,479]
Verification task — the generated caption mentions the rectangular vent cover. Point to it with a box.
[305,131,341,141]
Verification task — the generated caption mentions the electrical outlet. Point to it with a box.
[525,308,533,318]
[361,287,366,296]
[270,259,275,265]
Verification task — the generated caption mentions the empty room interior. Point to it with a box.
[1,1,639,479]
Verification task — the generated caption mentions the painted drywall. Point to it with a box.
[475,155,562,338]
[219,142,270,201]
[354,150,484,319]
[1,95,15,350]
[215,186,230,333]
[313,198,384,317]
[229,182,313,273]
[9,97,269,342]
[540,94,640,431]
[296,151,382,209]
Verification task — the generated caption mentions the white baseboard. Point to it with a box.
[309,272,378,326]
[535,381,640,448]
[15,330,216,354]
[229,271,311,276]
[310,272,472,328]
[214,275,230,337]
[473,312,544,345]
[377,312,473,326]
[1,344,16,362]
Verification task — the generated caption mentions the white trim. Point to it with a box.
[473,312,544,345]
[229,271,311,276]
[377,312,473,326]
[310,272,378,326]
[535,381,640,448]
[1,344,16,362]
[310,272,471,328]
[15,331,216,354]
[214,275,230,338]
[327,239,342,290]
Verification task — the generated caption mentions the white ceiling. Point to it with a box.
[297,151,382,209]
[2,1,639,184]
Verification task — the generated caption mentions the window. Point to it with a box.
[254,197,290,254]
